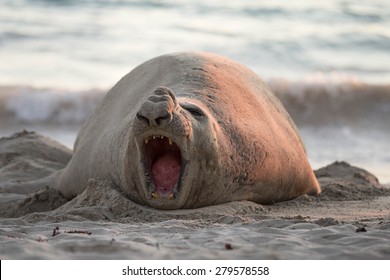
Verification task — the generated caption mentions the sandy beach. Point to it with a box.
[1,0,389,265]
[0,131,389,259]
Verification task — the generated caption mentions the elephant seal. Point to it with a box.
[56,52,320,209]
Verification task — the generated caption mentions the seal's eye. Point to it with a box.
[181,103,205,118]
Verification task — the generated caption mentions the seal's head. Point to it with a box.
[127,86,224,210]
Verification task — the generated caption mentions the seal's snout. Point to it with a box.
[136,86,178,127]
[134,85,190,209]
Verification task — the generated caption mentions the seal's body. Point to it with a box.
[56,52,320,209]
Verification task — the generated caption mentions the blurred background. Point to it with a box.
[0,0,389,182]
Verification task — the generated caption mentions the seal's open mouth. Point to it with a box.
[144,135,182,198]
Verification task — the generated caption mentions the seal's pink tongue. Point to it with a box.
[151,154,181,194]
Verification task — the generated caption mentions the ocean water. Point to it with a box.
[0,0,389,182]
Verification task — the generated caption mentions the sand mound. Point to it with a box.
[0,131,389,259]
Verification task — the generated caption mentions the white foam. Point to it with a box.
[3,87,103,124]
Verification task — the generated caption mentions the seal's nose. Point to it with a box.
[136,86,178,127]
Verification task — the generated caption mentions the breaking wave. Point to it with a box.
[269,79,390,130]
[1,80,389,130]
[0,86,104,125]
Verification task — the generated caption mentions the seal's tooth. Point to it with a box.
[145,138,149,144]
[161,136,164,139]
[151,192,160,199]
[153,135,156,139]
[169,193,175,200]
[169,138,173,145]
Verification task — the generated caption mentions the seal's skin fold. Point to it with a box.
[56,52,320,210]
